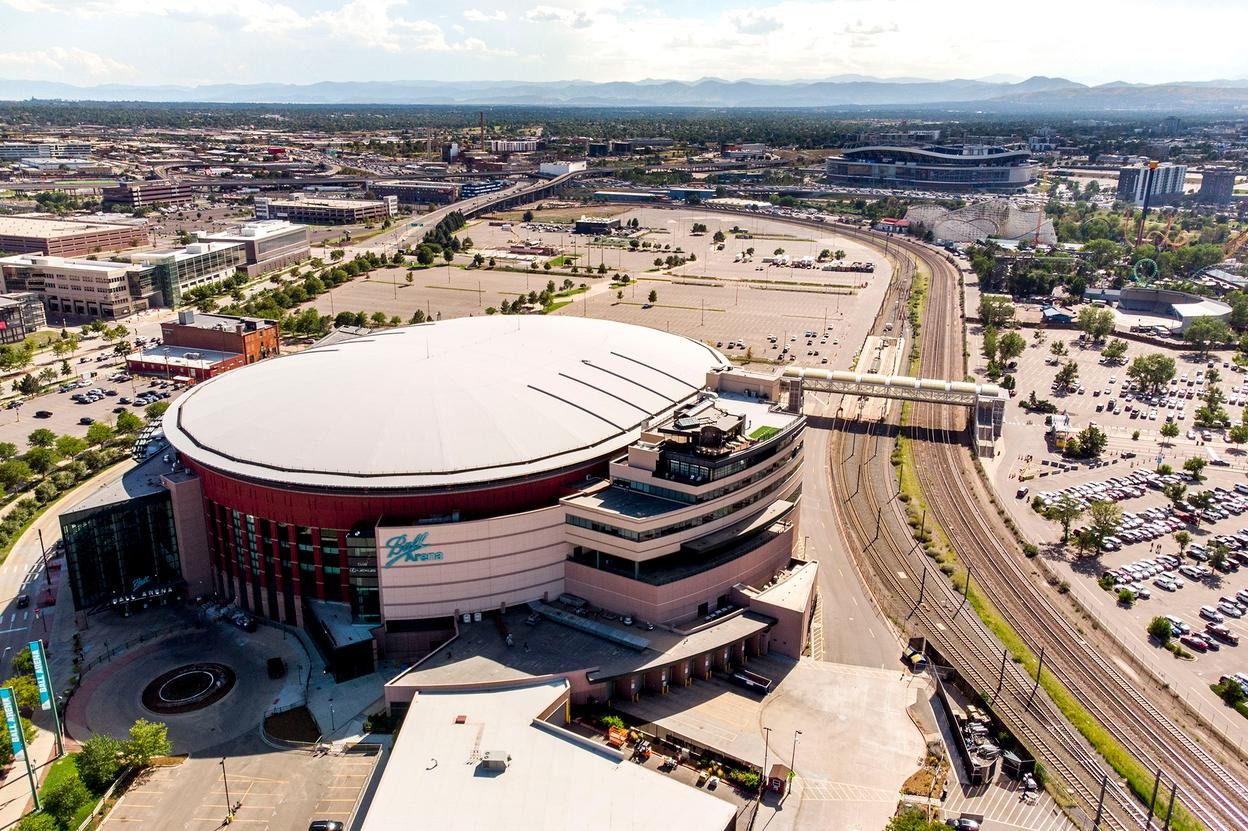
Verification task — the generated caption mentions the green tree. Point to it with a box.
[23,447,58,474]
[26,429,56,449]
[1185,316,1230,357]
[0,460,31,490]
[712,230,725,243]
[978,295,1015,328]
[0,442,15,461]
[1049,340,1067,357]
[1045,494,1083,543]
[1174,530,1191,554]
[1081,239,1123,271]
[123,718,171,769]
[1054,361,1079,391]
[85,422,114,447]
[2,674,38,711]
[1101,338,1129,363]
[981,326,998,364]
[1148,616,1173,645]
[647,290,658,304]
[1189,489,1214,525]
[75,733,124,792]
[1126,353,1176,393]
[1184,456,1207,482]
[55,435,87,458]
[522,210,534,222]
[10,647,32,677]
[997,330,1026,364]
[1076,306,1115,340]
[145,401,170,421]
[115,410,143,434]
[42,774,89,828]
[1088,498,1123,545]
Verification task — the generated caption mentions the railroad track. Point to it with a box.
[906,238,1248,831]
[667,204,1248,829]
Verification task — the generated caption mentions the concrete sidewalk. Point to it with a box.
[0,723,66,830]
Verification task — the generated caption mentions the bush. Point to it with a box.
[1022,543,1039,558]
[43,775,89,827]
[1098,574,1117,591]
[16,813,56,831]
[725,768,761,790]
[1147,616,1173,645]
[599,714,625,731]
[76,734,123,792]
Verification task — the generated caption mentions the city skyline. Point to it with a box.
[0,0,1245,90]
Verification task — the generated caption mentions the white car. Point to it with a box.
[1200,605,1225,623]
[1154,577,1178,591]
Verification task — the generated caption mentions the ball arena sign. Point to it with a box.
[382,532,445,568]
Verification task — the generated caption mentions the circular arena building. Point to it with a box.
[164,316,806,674]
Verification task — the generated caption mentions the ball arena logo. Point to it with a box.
[382,532,445,568]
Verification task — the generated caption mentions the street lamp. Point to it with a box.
[790,729,802,778]
[37,528,51,587]
[220,757,234,822]
[329,699,336,734]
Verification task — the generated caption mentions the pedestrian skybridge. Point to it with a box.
[781,367,1007,457]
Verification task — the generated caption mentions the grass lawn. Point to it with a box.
[39,753,103,829]
[749,426,781,441]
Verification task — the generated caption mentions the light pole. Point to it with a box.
[761,725,772,796]
[220,757,234,822]
[790,729,802,780]
[37,528,51,587]
[329,699,336,734]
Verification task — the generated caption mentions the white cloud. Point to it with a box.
[841,20,898,36]
[524,5,593,28]
[0,46,136,78]
[464,8,506,22]
[730,10,782,36]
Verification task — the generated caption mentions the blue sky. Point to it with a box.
[0,0,1244,87]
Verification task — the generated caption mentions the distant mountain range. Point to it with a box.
[2,76,1248,113]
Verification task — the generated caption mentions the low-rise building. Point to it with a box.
[573,216,621,235]
[539,160,587,177]
[160,310,279,365]
[0,293,45,343]
[0,216,147,257]
[667,186,716,202]
[196,220,310,277]
[102,180,194,210]
[370,180,461,205]
[827,144,1038,193]
[255,195,397,225]
[126,344,245,382]
[459,179,509,198]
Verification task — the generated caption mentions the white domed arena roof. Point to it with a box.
[164,316,728,490]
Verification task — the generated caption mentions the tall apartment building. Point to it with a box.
[1116,163,1188,206]
[0,142,91,160]
[254,195,397,225]
[102,180,194,210]
[487,139,540,153]
[130,242,245,308]
[1197,167,1237,206]
[196,220,310,277]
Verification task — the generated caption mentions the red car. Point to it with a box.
[1207,624,1240,645]
[1180,633,1209,653]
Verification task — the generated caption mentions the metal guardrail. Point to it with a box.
[74,766,135,831]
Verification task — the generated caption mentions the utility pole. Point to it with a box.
[37,528,50,587]
[761,726,772,797]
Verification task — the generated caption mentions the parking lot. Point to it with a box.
[304,206,894,375]
[102,747,377,831]
[1006,455,1248,735]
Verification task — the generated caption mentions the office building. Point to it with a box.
[160,310,279,365]
[0,216,147,257]
[574,216,621,235]
[0,253,145,320]
[0,293,45,343]
[1197,167,1237,206]
[102,180,194,210]
[130,242,245,308]
[196,220,310,277]
[0,142,91,160]
[370,180,461,206]
[254,195,397,225]
[826,144,1038,192]
[1116,163,1188,206]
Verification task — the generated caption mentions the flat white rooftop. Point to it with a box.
[0,253,134,273]
[361,680,735,831]
[0,216,138,238]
